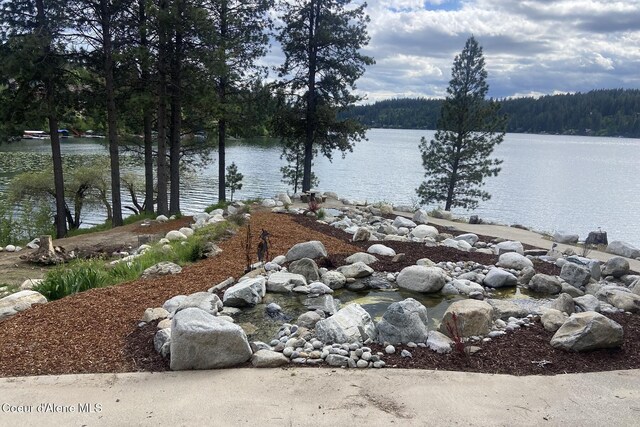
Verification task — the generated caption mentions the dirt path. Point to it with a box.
[0,218,192,287]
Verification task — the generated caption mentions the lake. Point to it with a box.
[1,129,639,246]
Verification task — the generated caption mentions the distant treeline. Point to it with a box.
[342,89,640,138]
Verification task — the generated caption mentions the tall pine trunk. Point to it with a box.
[35,0,66,238]
[139,0,154,214]
[169,0,183,215]
[101,0,123,226]
[156,0,169,216]
[302,0,318,193]
[217,1,228,202]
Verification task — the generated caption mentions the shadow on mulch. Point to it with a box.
[123,320,170,373]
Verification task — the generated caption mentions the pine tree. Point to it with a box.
[224,162,243,202]
[280,142,319,194]
[276,0,374,192]
[417,36,506,211]
[0,0,70,238]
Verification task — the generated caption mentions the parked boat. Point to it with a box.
[22,130,49,140]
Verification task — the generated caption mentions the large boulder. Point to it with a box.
[396,266,447,293]
[497,252,533,270]
[486,299,529,320]
[454,233,479,246]
[550,312,624,351]
[439,300,494,338]
[412,210,429,224]
[223,277,266,307]
[541,309,568,332]
[376,298,429,345]
[352,227,371,242]
[392,216,417,229]
[344,252,378,265]
[175,292,223,316]
[411,225,439,239]
[604,290,640,313]
[315,304,377,344]
[251,350,289,368]
[0,290,47,321]
[601,257,630,278]
[442,238,472,252]
[553,232,579,245]
[483,268,518,288]
[560,262,591,288]
[166,230,188,241]
[573,294,601,312]
[141,261,182,279]
[494,241,524,255]
[320,271,347,290]
[303,294,338,316]
[606,241,640,259]
[297,311,323,329]
[441,279,484,297]
[267,272,307,293]
[527,274,562,294]
[288,258,320,283]
[170,308,252,370]
[367,244,396,257]
[547,293,575,314]
[285,241,328,262]
[337,262,374,279]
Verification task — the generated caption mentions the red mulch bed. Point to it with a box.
[0,210,636,377]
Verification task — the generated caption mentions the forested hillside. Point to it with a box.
[342,89,640,137]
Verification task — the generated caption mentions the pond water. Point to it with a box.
[232,274,549,343]
[1,129,639,246]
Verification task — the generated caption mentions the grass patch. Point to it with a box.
[35,221,233,301]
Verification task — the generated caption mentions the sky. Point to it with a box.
[268,0,640,102]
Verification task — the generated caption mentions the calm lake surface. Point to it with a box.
[1,129,639,246]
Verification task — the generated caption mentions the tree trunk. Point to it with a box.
[218,117,226,202]
[217,1,228,202]
[169,0,183,215]
[102,0,123,227]
[140,0,154,214]
[35,0,66,239]
[302,0,318,193]
[156,0,169,216]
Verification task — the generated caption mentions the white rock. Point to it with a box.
[392,216,417,229]
[367,244,396,257]
[166,230,188,241]
[497,252,534,270]
[315,304,377,344]
[494,241,524,255]
[396,266,447,293]
[223,277,266,307]
[411,224,439,239]
[267,272,307,293]
[0,290,48,321]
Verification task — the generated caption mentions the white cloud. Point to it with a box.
[263,0,640,101]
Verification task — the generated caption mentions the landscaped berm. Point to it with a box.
[1,195,640,378]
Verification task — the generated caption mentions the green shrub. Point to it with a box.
[205,201,230,213]
[35,260,109,301]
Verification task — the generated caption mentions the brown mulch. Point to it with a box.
[376,312,640,375]
[0,211,360,378]
[0,210,635,378]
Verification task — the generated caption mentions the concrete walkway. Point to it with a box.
[1,368,639,426]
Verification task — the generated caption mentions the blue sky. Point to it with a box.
[274,0,640,102]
